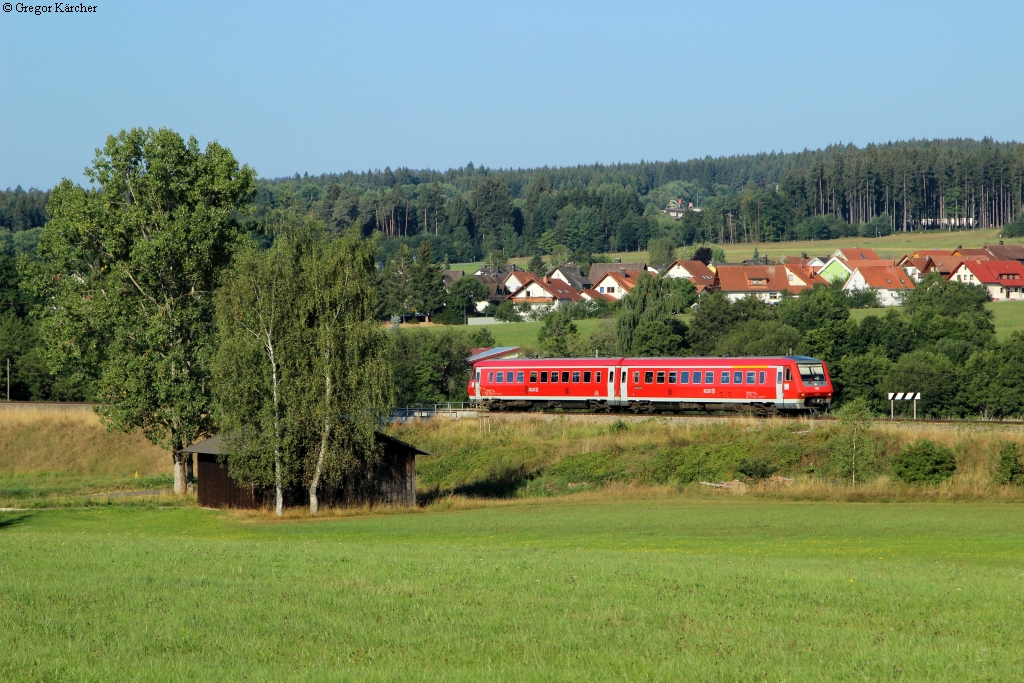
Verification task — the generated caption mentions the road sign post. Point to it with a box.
[887,392,921,419]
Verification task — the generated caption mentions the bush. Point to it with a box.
[735,457,778,480]
[995,443,1024,485]
[890,439,957,484]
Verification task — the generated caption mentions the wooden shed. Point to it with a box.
[183,432,427,509]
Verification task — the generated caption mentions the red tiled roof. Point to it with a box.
[911,249,954,258]
[580,290,616,302]
[507,277,582,302]
[783,264,829,288]
[927,257,964,276]
[665,259,716,285]
[897,256,933,272]
[958,259,1024,285]
[595,272,638,293]
[715,265,801,294]
[852,266,915,290]
[835,248,881,261]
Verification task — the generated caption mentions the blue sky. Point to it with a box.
[1,1,1021,189]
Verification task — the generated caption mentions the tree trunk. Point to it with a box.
[309,352,332,515]
[185,453,195,492]
[173,450,186,495]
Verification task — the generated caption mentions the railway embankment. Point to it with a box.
[393,413,1024,502]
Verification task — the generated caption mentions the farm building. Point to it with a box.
[183,432,428,509]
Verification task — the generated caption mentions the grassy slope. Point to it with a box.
[0,404,171,505]
[451,228,1024,272]
[848,303,1024,339]
[2,500,1022,681]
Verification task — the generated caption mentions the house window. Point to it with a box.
[734,371,742,384]
[608,286,616,293]
[517,371,524,383]
[680,371,690,384]
[572,371,580,383]
[668,372,677,384]
[657,371,665,384]
[721,371,730,384]
[583,371,592,383]
[746,371,756,384]
[705,371,713,384]
[599,287,605,293]
[561,371,569,383]
[644,371,654,383]
[530,371,537,382]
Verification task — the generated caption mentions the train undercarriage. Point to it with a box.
[478,397,829,417]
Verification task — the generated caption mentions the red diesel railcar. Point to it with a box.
[468,356,832,415]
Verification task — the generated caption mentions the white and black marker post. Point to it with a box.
[888,392,921,419]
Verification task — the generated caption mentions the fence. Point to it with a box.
[390,403,474,422]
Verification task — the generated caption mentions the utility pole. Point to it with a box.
[6,358,9,401]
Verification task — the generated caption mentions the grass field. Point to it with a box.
[2,498,1023,681]
[450,228,1024,273]
[847,302,1024,340]
[0,404,172,507]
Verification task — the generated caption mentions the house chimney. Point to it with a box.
[1000,240,1004,245]
[614,257,621,263]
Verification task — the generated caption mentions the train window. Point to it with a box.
[721,371,730,384]
[583,371,592,383]
[668,372,676,384]
[656,371,665,384]
[596,371,602,383]
[561,371,570,383]
[746,371,755,384]
[633,371,639,383]
[476,370,480,381]
[530,371,537,383]
[777,371,782,384]
[572,371,580,383]
[644,371,654,383]
[785,367,793,382]
[680,371,689,383]
[488,371,493,382]
[734,371,742,384]
[550,371,558,383]
[517,371,525,383]
[506,371,514,383]
[797,364,826,382]
[496,372,503,383]
[692,371,700,384]
[759,371,765,384]
[540,371,548,382]
[705,371,714,384]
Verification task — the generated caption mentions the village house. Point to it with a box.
[819,255,896,282]
[781,254,827,272]
[546,263,591,290]
[591,271,639,300]
[983,242,1024,264]
[952,247,992,259]
[895,256,934,281]
[588,261,655,282]
[503,268,536,292]
[842,265,914,306]
[714,264,827,303]
[442,270,464,288]
[506,277,582,310]
[660,259,717,293]
[950,259,1024,301]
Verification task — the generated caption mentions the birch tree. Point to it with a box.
[213,232,303,515]
[32,128,255,493]
[295,232,394,514]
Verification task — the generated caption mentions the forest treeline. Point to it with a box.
[5,138,1024,265]
[248,138,1024,263]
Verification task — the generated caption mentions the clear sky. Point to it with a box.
[1,1,1021,189]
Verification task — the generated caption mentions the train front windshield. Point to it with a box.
[797,363,827,384]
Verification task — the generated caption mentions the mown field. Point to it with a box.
[450,227,1024,273]
[2,499,1023,681]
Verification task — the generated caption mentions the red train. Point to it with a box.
[468,356,833,415]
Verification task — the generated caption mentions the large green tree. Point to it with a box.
[33,128,256,494]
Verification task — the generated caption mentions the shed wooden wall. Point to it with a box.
[196,453,261,509]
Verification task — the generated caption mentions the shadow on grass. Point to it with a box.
[0,514,34,530]
[418,466,540,506]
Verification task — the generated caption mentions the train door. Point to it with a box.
[772,366,783,404]
[620,367,629,405]
[475,368,481,400]
[607,366,616,404]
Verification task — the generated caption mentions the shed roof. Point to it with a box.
[183,432,430,457]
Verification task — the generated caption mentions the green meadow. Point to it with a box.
[2,499,1023,682]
